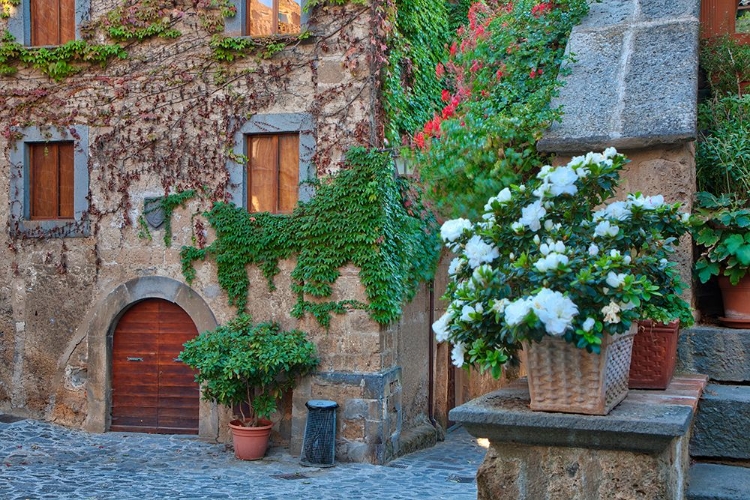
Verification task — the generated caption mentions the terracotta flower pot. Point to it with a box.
[718,274,750,328]
[229,419,273,460]
[525,327,636,415]
[628,320,680,390]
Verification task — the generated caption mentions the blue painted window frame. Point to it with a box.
[9,126,91,237]
[226,113,315,209]
[224,0,309,38]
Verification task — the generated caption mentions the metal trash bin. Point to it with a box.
[300,399,338,467]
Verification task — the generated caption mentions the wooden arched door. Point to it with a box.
[111,299,200,434]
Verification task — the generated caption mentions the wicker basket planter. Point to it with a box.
[525,328,636,415]
[628,320,680,390]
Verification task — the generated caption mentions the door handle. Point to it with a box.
[127,357,143,362]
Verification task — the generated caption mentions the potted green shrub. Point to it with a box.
[179,314,318,460]
[693,192,750,327]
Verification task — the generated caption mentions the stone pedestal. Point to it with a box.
[450,375,707,500]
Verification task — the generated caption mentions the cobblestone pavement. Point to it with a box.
[0,417,485,500]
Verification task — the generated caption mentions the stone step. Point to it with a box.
[691,384,750,460]
[678,326,750,382]
[687,463,750,500]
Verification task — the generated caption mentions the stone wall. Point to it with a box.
[0,0,435,463]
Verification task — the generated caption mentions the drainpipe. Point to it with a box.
[428,280,437,428]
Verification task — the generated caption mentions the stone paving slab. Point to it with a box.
[0,418,485,500]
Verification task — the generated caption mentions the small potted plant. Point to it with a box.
[693,192,750,327]
[432,149,692,415]
[179,314,318,460]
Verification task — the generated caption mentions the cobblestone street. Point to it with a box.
[0,417,484,499]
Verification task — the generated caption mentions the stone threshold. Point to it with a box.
[450,374,707,453]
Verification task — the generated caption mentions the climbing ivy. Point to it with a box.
[181,148,441,327]
[103,0,183,41]
[0,31,127,80]
[0,0,18,19]
[382,0,450,145]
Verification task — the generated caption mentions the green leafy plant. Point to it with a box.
[104,0,182,41]
[181,148,441,327]
[700,35,750,97]
[179,314,318,427]
[0,0,19,19]
[433,150,692,377]
[412,0,590,219]
[693,192,750,285]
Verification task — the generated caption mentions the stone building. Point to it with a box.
[0,0,485,464]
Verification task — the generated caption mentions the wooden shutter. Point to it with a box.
[700,0,737,38]
[247,134,299,213]
[30,0,75,46]
[249,135,278,212]
[278,134,299,213]
[29,142,74,220]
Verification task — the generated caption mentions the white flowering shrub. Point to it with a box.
[434,149,693,377]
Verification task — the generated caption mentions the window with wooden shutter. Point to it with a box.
[247,134,299,213]
[29,142,75,220]
[246,0,302,37]
[30,0,76,46]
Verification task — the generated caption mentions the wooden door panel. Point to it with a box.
[111,299,199,434]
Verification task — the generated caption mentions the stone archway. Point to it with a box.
[83,277,219,438]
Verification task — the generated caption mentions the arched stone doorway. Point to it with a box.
[83,277,219,439]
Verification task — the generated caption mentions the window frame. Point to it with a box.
[227,113,315,211]
[7,0,90,46]
[224,0,309,38]
[9,126,90,237]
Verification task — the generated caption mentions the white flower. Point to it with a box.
[432,312,451,342]
[544,219,555,231]
[460,305,476,322]
[534,252,569,272]
[619,300,637,311]
[519,200,547,232]
[496,187,512,203]
[623,255,632,264]
[601,301,621,324]
[440,218,472,242]
[680,212,690,223]
[519,184,526,192]
[448,258,462,276]
[588,243,599,256]
[582,317,596,332]
[605,271,627,288]
[585,151,605,165]
[659,258,669,269]
[504,298,531,326]
[604,201,632,221]
[491,298,509,314]
[451,342,466,367]
[609,249,621,258]
[533,235,541,245]
[511,222,524,233]
[537,165,554,179]
[464,236,499,269]
[628,193,665,210]
[575,166,590,179]
[553,240,566,253]
[569,155,586,166]
[530,288,578,336]
[546,166,578,196]
[603,147,618,159]
[594,220,619,238]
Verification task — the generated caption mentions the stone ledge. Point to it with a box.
[450,375,707,453]
[691,384,750,460]
[537,0,699,154]
[688,463,750,500]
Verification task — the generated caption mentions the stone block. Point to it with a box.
[691,384,750,460]
[688,464,750,500]
[677,326,750,382]
[538,0,700,153]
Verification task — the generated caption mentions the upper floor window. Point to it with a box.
[247,134,299,213]
[9,125,90,237]
[246,0,302,37]
[7,0,89,47]
[226,113,315,212]
[224,0,306,38]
